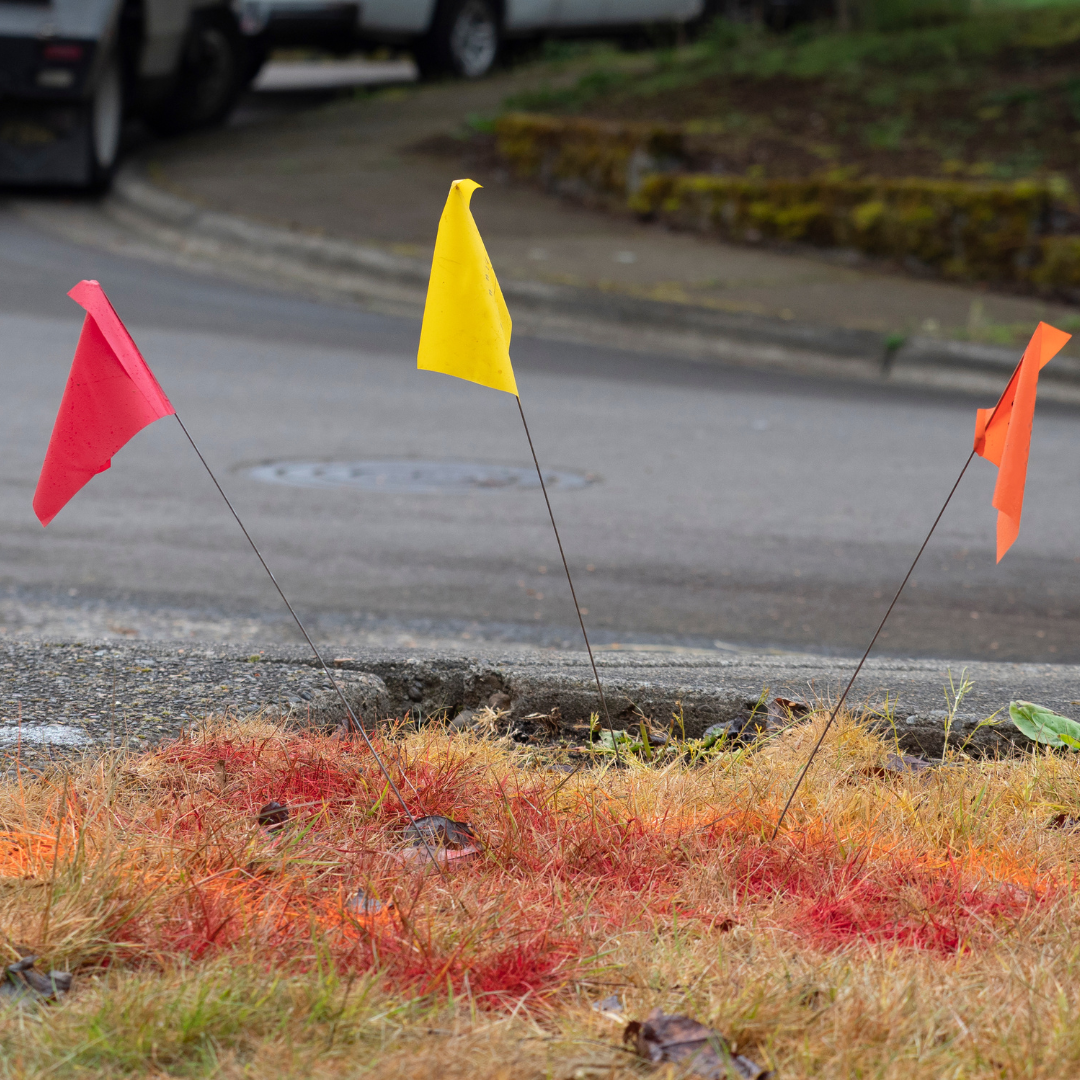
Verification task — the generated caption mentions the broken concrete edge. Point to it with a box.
[106,166,1080,403]
[292,650,1056,760]
[29,637,1074,762]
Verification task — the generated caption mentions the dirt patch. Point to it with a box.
[581,67,1080,185]
[507,14,1080,189]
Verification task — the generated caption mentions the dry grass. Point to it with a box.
[1,709,1079,1078]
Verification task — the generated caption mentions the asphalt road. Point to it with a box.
[1,201,1078,663]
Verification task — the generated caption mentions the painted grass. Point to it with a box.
[1,710,1080,1078]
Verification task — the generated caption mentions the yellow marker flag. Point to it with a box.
[418,179,518,396]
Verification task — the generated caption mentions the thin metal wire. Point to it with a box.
[515,396,622,765]
[172,413,464,906]
[771,357,1023,839]
[771,451,976,838]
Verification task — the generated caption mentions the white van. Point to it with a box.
[0,0,248,188]
[375,0,710,78]
[242,0,711,80]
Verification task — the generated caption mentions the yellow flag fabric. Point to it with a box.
[417,179,518,396]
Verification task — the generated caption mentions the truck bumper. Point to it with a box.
[0,102,91,187]
[0,33,97,186]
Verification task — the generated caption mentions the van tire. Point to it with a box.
[146,10,245,135]
[85,56,124,191]
[415,0,500,80]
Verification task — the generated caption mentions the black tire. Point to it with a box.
[85,57,124,191]
[146,11,245,135]
[415,0,500,80]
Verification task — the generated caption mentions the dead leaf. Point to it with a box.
[0,957,71,1006]
[396,843,482,868]
[766,696,811,726]
[213,760,227,790]
[523,707,562,734]
[396,815,482,868]
[623,1009,770,1080]
[257,801,289,833]
[404,815,476,849]
[866,753,936,778]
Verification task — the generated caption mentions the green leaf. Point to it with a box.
[597,728,625,749]
[1060,731,1080,751]
[596,729,642,754]
[1009,701,1080,750]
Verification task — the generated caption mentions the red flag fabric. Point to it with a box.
[973,321,1071,562]
[33,280,174,527]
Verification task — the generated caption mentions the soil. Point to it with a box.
[549,45,1080,187]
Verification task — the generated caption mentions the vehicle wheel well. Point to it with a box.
[432,0,505,26]
[118,0,145,102]
[144,6,246,135]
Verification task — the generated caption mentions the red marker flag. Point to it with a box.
[973,321,1070,562]
[33,280,174,527]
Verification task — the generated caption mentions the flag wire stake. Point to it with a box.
[172,413,467,911]
[515,396,621,765]
[771,358,1022,840]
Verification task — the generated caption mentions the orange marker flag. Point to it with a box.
[974,321,1071,562]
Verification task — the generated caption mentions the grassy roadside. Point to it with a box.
[504,7,1080,189]
[481,8,1080,306]
[1,711,1080,1077]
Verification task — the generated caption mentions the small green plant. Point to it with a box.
[957,707,1004,755]
[1009,700,1080,749]
[638,718,654,761]
[671,700,687,744]
[747,687,770,726]
[594,727,643,755]
[942,667,973,760]
[588,710,601,740]
[876,690,903,752]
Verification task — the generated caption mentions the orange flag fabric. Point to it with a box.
[973,321,1071,561]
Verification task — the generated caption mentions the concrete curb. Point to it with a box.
[111,170,431,288]
[106,167,1080,400]
[4,640,1079,762]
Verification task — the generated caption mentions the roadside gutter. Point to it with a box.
[105,167,1080,404]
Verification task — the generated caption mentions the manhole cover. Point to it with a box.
[249,460,594,494]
